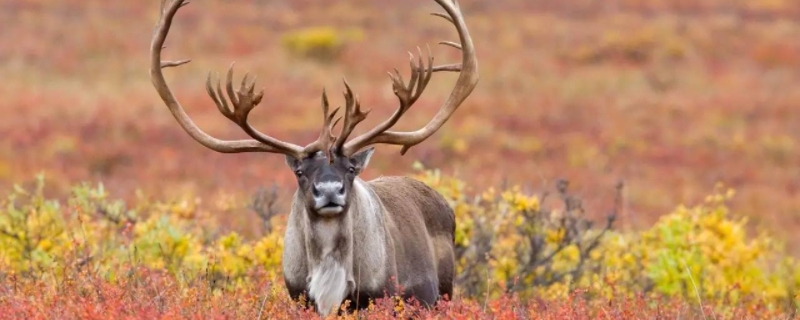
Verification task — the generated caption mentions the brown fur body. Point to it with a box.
[283,176,455,312]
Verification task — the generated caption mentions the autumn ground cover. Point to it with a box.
[1,0,799,318]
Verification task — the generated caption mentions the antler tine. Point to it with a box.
[432,63,462,72]
[161,59,191,68]
[304,89,342,162]
[151,0,308,156]
[431,12,453,24]
[206,71,233,122]
[416,45,435,104]
[342,0,478,156]
[431,35,463,73]
[406,52,420,95]
[204,63,310,157]
[439,41,462,50]
[333,80,370,153]
[225,63,240,106]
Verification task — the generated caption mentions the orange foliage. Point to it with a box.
[0,0,799,284]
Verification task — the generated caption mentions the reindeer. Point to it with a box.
[150,0,477,316]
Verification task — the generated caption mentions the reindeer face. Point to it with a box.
[285,147,374,218]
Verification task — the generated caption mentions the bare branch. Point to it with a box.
[249,186,280,234]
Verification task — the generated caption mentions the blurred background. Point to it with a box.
[1,0,798,251]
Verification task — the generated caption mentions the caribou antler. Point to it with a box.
[341,0,479,156]
[150,0,337,159]
[151,0,476,159]
[332,79,370,154]
[307,90,341,162]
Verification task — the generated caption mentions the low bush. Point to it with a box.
[0,170,797,318]
[281,27,363,62]
[415,165,799,313]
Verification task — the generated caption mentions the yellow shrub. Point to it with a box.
[637,188,790,304]
[0,175,69,275]
[281,27,362,61]
[0,176,285,288]
[1,172,797,312]
[131,214,207,274]
[414,166,798,311]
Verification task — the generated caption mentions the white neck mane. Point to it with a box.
[305,178,389,316]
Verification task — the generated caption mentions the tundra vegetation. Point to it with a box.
[0,171,798,319]
[1,0,799,319]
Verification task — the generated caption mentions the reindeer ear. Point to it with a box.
[285,154,302,171]
[350,147,375,174]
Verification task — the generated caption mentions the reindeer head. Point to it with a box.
[284,147,374,218]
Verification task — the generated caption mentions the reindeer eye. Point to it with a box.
[295,170,304,177]
[348,167,356,174]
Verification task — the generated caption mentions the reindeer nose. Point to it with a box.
[313,181,345,200]
[312,181,346,214]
